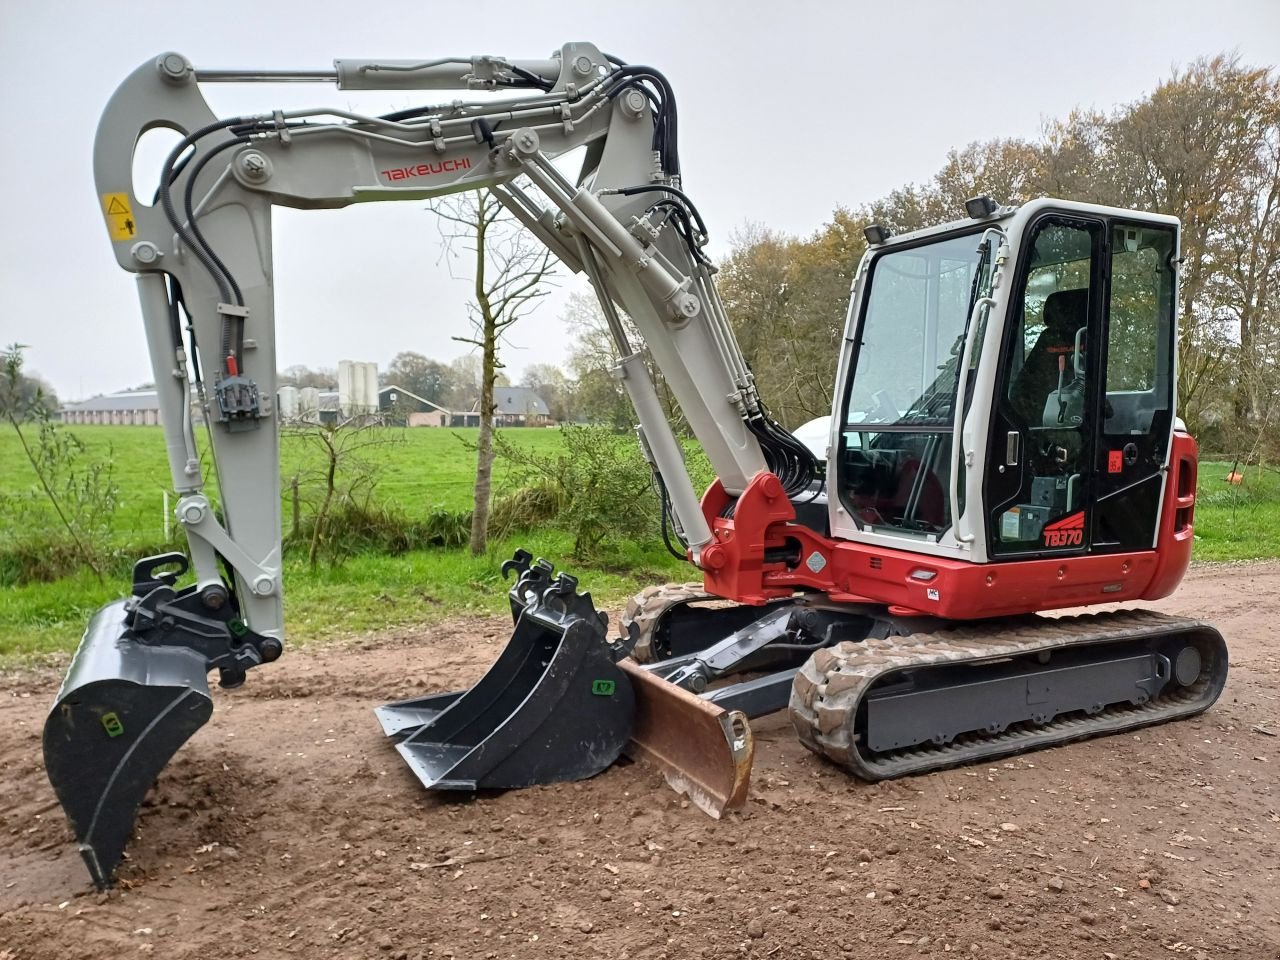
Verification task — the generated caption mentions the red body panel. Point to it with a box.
[700,430,1199,620]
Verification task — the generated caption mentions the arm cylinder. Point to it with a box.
[335,57,561,91]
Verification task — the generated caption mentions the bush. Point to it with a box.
[1,346,121,584]
[492,425,671,558]
[288,495,474,564]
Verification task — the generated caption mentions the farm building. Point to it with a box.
[61,390,163,426]
[451,386,552,427]
[379,385,451,427]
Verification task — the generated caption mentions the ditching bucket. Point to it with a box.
[43,599,215,888]
[44,553,281,889]
[377,552,636,791]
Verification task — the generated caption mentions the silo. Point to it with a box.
[362,361,379,413]
[352,361,370,415]
[299,387,321,423]
[338,360,355,417]
[277,385,299,421]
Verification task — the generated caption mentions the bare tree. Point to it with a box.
[431,189,557,554]
[283,418,403,568]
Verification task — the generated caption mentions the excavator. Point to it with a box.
[45,43,1228,888]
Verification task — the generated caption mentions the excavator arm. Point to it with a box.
[49,44,812,886]
[92,43,817,639]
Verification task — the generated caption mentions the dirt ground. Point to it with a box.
[1,564,1277,960]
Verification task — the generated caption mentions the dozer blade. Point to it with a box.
[620,658,753,818]
[42,600,214,888]
[381,553,636,792]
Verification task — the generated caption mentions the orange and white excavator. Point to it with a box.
[45,43,1226,887]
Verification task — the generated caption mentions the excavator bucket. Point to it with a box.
[378,551,757,813]
[44,554,282,889]
[42,599,215,889]
[376,553,636,791]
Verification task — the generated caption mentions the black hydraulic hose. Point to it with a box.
[181,135,250,303]
[622,185,707,237]
[601,66,679,176]
[165,274,184,348]
[748,414,819,499]
[656,474,690,562]
[508,64,553,91]
[605,76,672,168]
[379,104,438,122]
[646,201,711,267]
[179,134,259,365]
[157,118,252,305]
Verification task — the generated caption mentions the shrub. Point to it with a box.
[492,425,670,558]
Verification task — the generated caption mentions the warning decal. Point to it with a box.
[101,192,137,241]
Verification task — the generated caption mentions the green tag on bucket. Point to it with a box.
[101,712,124,738]
[591,679,615,696]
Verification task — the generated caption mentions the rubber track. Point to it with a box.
[621,582,716,663]
[789,609,1227,781]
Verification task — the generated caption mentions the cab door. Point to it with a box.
[1090,222,1178,551]
[985,214,1104,558]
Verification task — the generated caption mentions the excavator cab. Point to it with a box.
[831,201,1183,566]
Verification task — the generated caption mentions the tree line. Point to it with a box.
[700,54,1279,455]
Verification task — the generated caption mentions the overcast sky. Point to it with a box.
[3,0,1278,400]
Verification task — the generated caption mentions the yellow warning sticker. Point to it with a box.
[101,192,137,241]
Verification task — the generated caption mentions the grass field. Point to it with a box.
[0,424,568,546]
[0,424,686,659]
[2,423,1278,661]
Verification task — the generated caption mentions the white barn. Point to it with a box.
[61,390,163,426]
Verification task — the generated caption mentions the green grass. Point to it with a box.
[0,533,685,661]
[1192,460,1280,561]
[0,424,566,546]
[3,424,1280,662]
[0,424,682,660]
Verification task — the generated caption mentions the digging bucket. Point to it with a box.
[379,552,636,791]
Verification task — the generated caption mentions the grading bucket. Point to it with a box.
[43,599,215,888]
[44,554,281,888]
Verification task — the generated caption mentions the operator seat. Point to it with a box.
[1009,287,1088,425]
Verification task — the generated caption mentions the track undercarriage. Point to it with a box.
[623,583,1228,782]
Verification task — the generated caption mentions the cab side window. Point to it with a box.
[1104,225,1175,436]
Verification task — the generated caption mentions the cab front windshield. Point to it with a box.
[839,231,991,536]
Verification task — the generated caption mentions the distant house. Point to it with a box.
[61,390,163,426]
[484,386,552,426]
[379,384,451,427]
